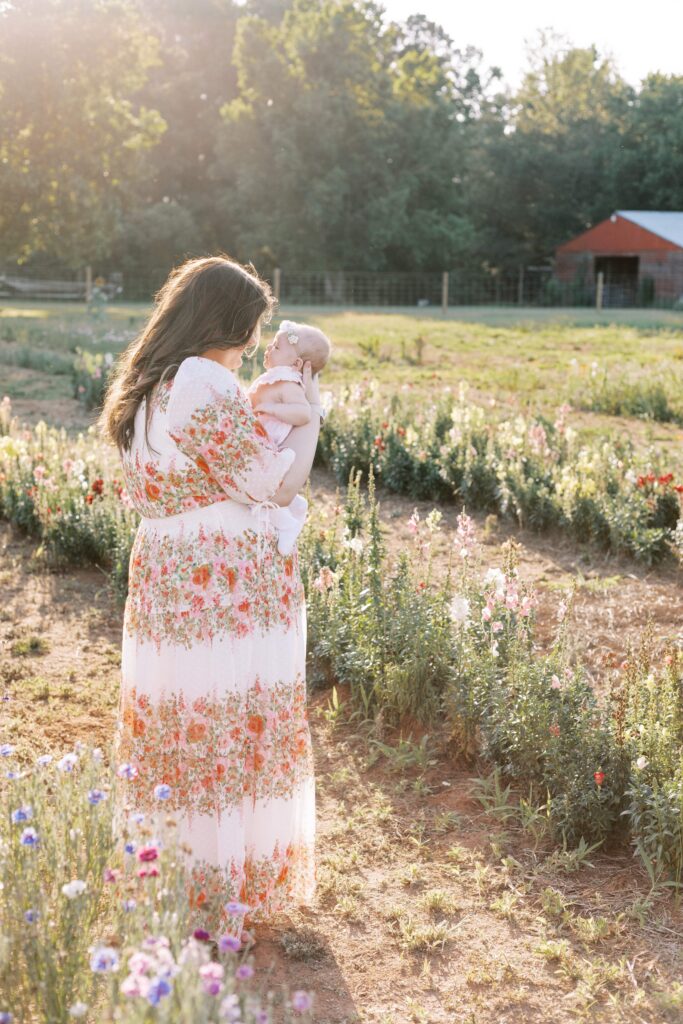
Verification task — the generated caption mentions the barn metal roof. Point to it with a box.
[617,211,683,248]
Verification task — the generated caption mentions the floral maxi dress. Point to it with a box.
[113,356,316,933]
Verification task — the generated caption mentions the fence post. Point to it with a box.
[517,265,524,305]
[85,265,93,304]
[596,271,604,311]
[441,271,449,315]
[273,267,281,303]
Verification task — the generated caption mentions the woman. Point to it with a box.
[100,255,321,939]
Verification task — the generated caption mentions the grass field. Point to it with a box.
[2,301,683,401]
[4,300,683,464]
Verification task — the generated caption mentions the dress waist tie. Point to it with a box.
[251,498,280,566]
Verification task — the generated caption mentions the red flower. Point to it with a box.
[137,845,159,862]
[593,770,605,786]
[549,723,560,738]
[675,485,683,494]
[91,477,104,495]
[658,473,674,485]
[85,493,94,505]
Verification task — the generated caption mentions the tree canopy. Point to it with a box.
[1,1,682,280]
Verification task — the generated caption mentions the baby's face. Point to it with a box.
[263,328,302,370]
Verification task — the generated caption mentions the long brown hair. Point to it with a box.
[99,255,274,452]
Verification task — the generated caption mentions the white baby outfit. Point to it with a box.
[246,366,309,556]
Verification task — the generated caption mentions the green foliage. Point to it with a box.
[72,349,115,410]
[318,383,682,566]
[0,0,165,266]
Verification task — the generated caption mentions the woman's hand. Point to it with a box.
[301,361,320,406]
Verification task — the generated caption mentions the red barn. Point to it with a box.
[555,210,683,306]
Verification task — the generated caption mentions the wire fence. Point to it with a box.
[1,262,681,310]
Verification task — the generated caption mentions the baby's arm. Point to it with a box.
[252,380,311,426]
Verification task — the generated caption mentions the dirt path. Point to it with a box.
[2,522,683,1023]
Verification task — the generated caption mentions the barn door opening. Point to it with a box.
[594,256,639,307]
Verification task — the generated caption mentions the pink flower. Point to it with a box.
[550,675,562,690]
[491,621,503,633]
[482,607,492,622]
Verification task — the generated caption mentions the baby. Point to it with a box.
[247,319,331,555]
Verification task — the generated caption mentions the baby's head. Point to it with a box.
[264,319,331,375]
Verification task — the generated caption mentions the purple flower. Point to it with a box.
[89,946,119,973]
[124,841,136,855]
[256,1012,269,1024]
[36,754,52,766]
[153,783,172,801]
[0,744,14,757]
[224,899,251,916]
[122,898,137,912]
[193,929,211,942]
[11,805,33,823]
[130,812,145,824]
[291,991,313,1013]
[20,827,39,847]
[87,789,107,805]
[5,771,17,780]
[0,1011,13,1023]
[117,763,138,780]
[147,977,172,1006]
[24,909,39,924]
[236,964,254,980]
[218,934,242,953]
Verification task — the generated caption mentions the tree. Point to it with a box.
[0,0,165,267]
[210,0,494,271]
[463,33,633,265]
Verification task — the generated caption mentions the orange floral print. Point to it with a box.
[124,526,304,649]
[117,675,314,817]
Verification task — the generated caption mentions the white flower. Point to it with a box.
[62,879,87,899]
[448,596,470,625]
[483,568,506,598]
[69,1003,89,1018]
[636,756,648,771]
[57,753,78,773]
[343,536,364,555]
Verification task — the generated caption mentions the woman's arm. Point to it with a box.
[270,361,321,506]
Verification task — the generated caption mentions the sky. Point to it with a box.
[381,0,683,89]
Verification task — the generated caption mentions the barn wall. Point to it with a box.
[554,250,683,302]
[639,252,683,301]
